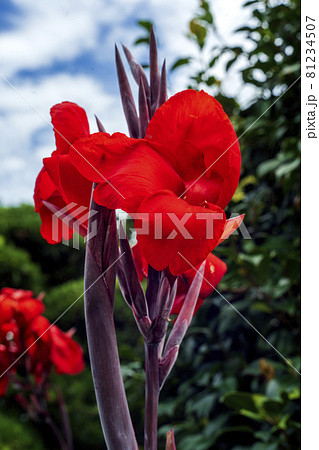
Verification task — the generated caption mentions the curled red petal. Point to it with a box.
[136,190,226,276]
[34,167,73,244]
[145,89,241,208]
[70,132,183,211]
[51,102,90,155]
[34,166,60,213]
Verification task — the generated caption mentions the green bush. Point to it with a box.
[0,237,43,293]
[0,205,85,288]
[0,409,44,450]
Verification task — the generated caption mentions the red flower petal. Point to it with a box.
[25,316,52,378]
[34,102,92,244]
[171,253,227,315]
[145,90,241,209]
[51,102,90,155]
[34,167,73,244]
[0,288,34,300]
[34,166,60,213]
[58,155,92,207]
[17,299,45,326]
[132,243,148,282]
[50,325,84,375]
[70,132,183,211]
[43,154,92,208]
[0,289,44,326]
[0,298,15,324]
[136,190,226,276]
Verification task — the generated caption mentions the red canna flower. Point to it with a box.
[68,90,242,275]
[0,288,84,394]
[34,102,92,244]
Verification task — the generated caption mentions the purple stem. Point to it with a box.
[85,248,138,450]
[144,343,160,450]
[46,416,70,450]
[56,387,74,450]
[84,192,138,450]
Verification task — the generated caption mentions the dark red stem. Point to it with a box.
[144,343,160,450]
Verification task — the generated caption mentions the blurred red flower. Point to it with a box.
[0,288,84,395]
[34,102,92,244]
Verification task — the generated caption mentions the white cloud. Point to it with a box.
[0,0,144,77]
[0,0,252,205]
[0,73,126,205]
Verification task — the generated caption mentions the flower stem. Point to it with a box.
[46,415,70,450]
[56,386,74,450]
[144,342,160,450]
[85,278,138,450]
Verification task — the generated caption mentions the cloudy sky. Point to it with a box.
[0,0,252,206]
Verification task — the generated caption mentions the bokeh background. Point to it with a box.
[0,0,300,449]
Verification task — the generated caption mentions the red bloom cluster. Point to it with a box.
[0,288,84,396]
[34,90,242,277]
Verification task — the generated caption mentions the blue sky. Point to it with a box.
[0,0,252,206]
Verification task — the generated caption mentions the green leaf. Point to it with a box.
[134,37,150,45]
[221,392,259,413]
[275,158,300,178]
[171,57,191,71]
[209,54,220,67]
[205,76,217,86]
[263,399,284,418]
[257,158,282,177]
[189,19,207,48]
[226,56,238,71]
[137,20,153,31]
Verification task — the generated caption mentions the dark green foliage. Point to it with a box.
[0,205,85,290]
[0,405,44,449]
[0,239,43,292]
